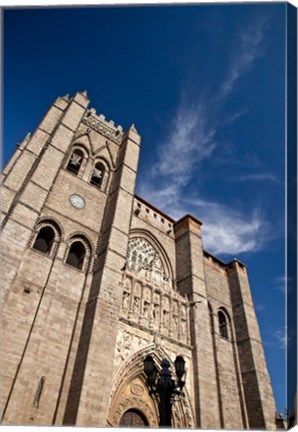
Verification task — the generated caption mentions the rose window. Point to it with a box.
[127,238,161,273]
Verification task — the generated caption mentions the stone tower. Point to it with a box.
[1,92,277,429]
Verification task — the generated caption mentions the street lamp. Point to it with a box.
[144,354,186,427]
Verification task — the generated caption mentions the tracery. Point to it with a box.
[127,238,160,273]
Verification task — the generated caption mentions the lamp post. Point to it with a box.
[144,354,186,427]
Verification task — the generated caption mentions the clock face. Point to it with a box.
[69,194,85,209]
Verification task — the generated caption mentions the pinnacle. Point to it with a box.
[130,123,138,133]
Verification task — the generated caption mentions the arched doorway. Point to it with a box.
[119,409,149,427]
[108,344,195,428]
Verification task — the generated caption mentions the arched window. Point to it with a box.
[218,311,228,339]
[66,149,84,175]
[66,241,86,270]
[90,162,105,188]
[33,226,55,254]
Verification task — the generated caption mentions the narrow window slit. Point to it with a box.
[218,311,229,340]
[33,376,46,408]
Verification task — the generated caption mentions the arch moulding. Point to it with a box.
[107,343,195,428]
[128,229,174,282]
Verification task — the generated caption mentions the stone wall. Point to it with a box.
[1,92,276,429]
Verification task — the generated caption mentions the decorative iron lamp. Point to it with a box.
[144,354,186,427]
[144,354,157,387]
[174,355,185,380]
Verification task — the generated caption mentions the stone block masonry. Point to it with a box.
[1,92,277,429]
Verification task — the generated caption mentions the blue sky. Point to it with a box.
[3,4,288,413]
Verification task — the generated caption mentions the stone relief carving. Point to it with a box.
[152,299,160,331]
[120,274,190,345]
[121,291,130,313]
[180,320,187,343]
[173,406,182,428]
[110,343,195,429]
[83,113,123,144]
[130,383,144,396]
[162,309,169,328]
[162,297,170,331]
[114,329,150,370]
[116,331,131,363]
[183,394,195,428]
[142,300,150,323]
[110,395,158,427]
[171,314,178,336]
[120,237,191,345]
[130,296,140,320]
[172,398,195,429]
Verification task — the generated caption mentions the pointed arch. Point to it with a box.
[128,229,174,284]
[108,343,195,428]
[106,141,116,168]
[94,142,115,169]
[73,129,94,154]
[71,138,92,156]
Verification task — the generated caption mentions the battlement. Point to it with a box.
[203,250,247,277]
[83,108,124,144]
[133,194,175,235]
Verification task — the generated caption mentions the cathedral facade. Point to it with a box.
[1,92,277,429]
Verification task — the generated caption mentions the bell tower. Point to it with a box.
[1,91,141,426]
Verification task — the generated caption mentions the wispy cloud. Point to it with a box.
[218,17,267,101]
[274,329,286,349]
[234,173,280,183]
[221,109,248,127]
[274,276,294,294]
[182,198,270,255]
[139,186,271,255]
[139,18,270,257]
[203,216,266,255]
[153,102,216,183]
[273,326,295,350]
[255,303,266,312]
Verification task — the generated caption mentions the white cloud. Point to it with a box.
[274,276,294,294]
[138,188,270,255]
[235,173,280,183]
[273,326,295,350]
[182,198,269,255]
[221,109,248,126]
[274,329,286,349]
[255,304,265,311]
[138,18,271,257]
[218,18,267,101]
[152,102,216,184]
[139,182,181,212]
[203,220,263,255]
[275,276,286,294]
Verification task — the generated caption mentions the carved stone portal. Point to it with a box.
[108,344,195,428]
[108,377,158,427]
